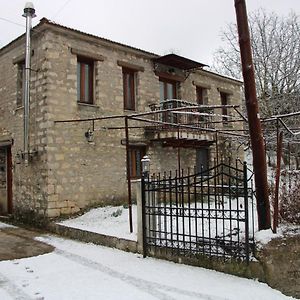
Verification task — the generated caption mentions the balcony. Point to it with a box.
[145,99,216,148]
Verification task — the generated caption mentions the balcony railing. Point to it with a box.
[148,99,215,130]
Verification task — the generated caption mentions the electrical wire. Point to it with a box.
[52,0,73,19]
[0,16,25,28]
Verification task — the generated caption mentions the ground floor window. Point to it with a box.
[128,146,146,179]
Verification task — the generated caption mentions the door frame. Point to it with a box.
[7,146,12,214]
[0,145,12,215]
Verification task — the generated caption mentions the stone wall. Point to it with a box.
[0,32,50,221]
[0,21,244,219]
[256,234,300,298]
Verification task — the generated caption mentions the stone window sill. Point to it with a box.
[77,102,99,109]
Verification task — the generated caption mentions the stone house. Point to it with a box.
[0,18,243,220]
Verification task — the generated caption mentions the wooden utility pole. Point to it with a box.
[234,0,271,230]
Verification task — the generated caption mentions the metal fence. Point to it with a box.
[141,161,255,262]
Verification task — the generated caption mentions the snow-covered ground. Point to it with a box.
[58,198,256,245]
[58,205,138,241]
[0,230,295,300]
[0,222,15,229]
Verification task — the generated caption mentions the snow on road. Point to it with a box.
[0,234,295,300]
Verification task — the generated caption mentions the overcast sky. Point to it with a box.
[1,0,300,66]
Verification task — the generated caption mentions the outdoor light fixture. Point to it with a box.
[15,152,22,165]
[141,155,150,175]
[85,128,94,143]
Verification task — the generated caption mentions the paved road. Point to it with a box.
[0,222,293,300]
[0,224,54,261]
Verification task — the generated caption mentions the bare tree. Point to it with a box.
[213,9,300,118]
[214,9,300,167]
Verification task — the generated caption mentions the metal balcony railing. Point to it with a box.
[148,99,215,130]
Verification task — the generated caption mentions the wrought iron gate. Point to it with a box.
[141,161,255,262]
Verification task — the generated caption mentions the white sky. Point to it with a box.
[1,0,300,66]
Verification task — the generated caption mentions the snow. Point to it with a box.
[58,197,257,247]
[58,205,138,241]
[255,229,282,245]
[0,235,295,300]
[0,222,15,229]
[255,225,300,246]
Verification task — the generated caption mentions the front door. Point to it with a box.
[196,148,209,175]
[0,146,12,214]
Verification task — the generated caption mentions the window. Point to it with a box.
[77,57,94,104]
[128,146,146,179]
[17,61,25,107]
[159,78,178,102]
[196,86,209,123]
[220,92,229,123]
[159,78,179,122]
[123,68,136,110]
[196,86,208,105]
[196,148,209,175]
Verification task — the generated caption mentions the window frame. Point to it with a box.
[122,68,136,111]
[196,86,208,105]
[159,77,178,102]
[220,92,229,123]
[77,56,94,104]
[16,61,25,107]
[128,146,146,179]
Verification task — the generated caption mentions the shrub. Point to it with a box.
[279,170,300,224]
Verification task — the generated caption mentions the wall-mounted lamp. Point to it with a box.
[15,152,22,164]
[85,128,94,143]
[141,155,151,176]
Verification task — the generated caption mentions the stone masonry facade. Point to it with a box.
[0,18,243,219]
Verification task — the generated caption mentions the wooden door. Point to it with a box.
[0,146,12,214]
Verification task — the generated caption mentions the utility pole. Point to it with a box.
[22,2,36,164]
[234,0,271,230]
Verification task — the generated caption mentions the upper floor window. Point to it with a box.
[123,68,136,111]
[220,92,229,123]
[159,78,178,102]
[196,86,208,105]
[77,57,94,104]
[17,61,25,107]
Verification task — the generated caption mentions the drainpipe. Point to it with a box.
[22,2,36,164]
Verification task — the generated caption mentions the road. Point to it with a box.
[0,222,294,300]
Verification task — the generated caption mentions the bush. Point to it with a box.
[279,170,300,225]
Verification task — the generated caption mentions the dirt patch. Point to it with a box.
[0,227,54,261]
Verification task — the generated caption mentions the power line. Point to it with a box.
[52,0,73,19]
[0,16,25,28]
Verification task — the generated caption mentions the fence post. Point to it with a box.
[136,179,144,254]
[273,131,283,234]
[141,156,150,258]
[141,174,147,258]
[243,161,250,263]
